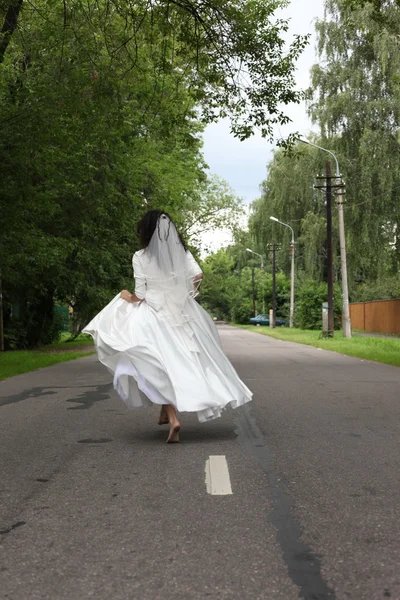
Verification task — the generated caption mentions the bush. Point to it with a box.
[295,280,342,330]
[4,320,28,350]
[39,308,65,346]
[352,276,400,302]
[232,299,253,324]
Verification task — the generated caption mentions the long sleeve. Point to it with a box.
[132,252,146,300]
[186,251,202,278]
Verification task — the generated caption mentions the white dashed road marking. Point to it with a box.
[205,455,233,495]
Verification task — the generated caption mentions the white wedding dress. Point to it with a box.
[83,219,252,422]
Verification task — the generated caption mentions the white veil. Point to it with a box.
[144,214,195,320]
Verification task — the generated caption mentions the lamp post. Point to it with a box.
[297,137,352,338]
[270,217,295,328]
[246,248,265,314]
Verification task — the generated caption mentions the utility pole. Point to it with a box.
[326,161,334,337]
[297,137,351,337]
[272,242,277,328]
[251,267,256,317]
[289,241,295,328]
[261,261,265,314]
[336,181,351,337]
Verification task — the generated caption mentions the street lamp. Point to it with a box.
[297,137,352,338]
[270,217,295,328]
[246,248,265,314]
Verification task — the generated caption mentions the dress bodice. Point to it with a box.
[132,249,202,301]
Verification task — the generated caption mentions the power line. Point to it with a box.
[342,184,400,209]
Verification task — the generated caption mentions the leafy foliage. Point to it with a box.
[352,276,400,302]
[198,244,290,324]
[309,0,400,283]
[249,0,400,320]
[200,1,400,332]
[295,280,342,330]
[1,0,306,348]
[0,0,309,139]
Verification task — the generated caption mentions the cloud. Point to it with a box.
[202,0,324,207]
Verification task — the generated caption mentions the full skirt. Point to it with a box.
[83,295,252,422]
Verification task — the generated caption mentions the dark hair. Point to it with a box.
[137,209,187,251]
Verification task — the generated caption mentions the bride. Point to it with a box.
[83,210,252,443]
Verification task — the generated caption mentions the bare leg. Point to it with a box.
[165,404,180,443]
[158,405,169,425]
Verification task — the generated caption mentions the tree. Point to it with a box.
[184,175,244,248]
[0,0,23,63]
[309,0,400,284]
[249,143,336,284]
[0,0,204,346]
[251,1,400,299]
[0,0,310,140]
[198,240,290,324]
[1,0,309,347]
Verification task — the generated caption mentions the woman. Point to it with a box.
[83,210,252,442]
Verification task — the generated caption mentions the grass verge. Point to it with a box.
[0,334,95,381]
[237,326,400,368]
[45,333,95,349]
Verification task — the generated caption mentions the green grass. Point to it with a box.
[352,329,400,339]
[0,334,95,381]
[238,326,400,367]
[45,332,94,350]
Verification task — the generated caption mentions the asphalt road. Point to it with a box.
[1,326,400,600]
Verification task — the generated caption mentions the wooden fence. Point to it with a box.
[350,299,400,335]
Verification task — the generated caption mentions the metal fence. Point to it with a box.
[350,299,400,335]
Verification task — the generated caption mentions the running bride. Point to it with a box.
[83,210,252,443]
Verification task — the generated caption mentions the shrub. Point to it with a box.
[295,280,342,330]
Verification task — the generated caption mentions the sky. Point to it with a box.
[202,0,325,216]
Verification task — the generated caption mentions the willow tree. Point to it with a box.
[309,0,400,285]
[249,143,336,283]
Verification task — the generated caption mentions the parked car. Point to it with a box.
[248,313,287,327]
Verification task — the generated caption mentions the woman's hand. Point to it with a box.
[120,290,134,302]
